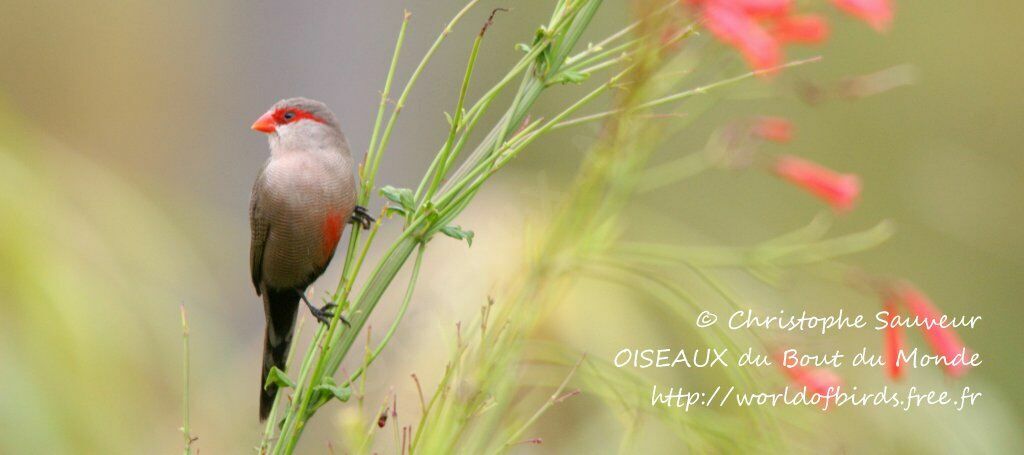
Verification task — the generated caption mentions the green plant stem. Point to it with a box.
[258,318,306,452]
[417,15,488,204]
[335,10,409,300]
[180,305,192,455]
[442,0,600,191]
[361,11,410,200]
[502,354,585,446]
[635,151,710,192]
[432,66,633,224]
[270,2,608,451]
[342,243,426,388]
[336,216,382,301]
[552,56,822,130]
[364,0,484,199]
[276,3,482,449]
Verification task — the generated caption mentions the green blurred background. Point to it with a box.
[0,0,1021,453]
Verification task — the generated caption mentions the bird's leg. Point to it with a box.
[349,205,375,230]
[298,291,350,327]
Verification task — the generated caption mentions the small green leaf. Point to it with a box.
[552,70,589,85]
[384,206,407,218]
[424,209,440,225]
[515,43,531,53]
[440,225,475,247]
[263,367,296,391]
[313,377,353,403]
[443,111,454,127]
[380,185,415,211]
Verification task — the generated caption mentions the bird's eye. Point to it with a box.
[282,111,296,121]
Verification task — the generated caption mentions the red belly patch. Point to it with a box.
[321,212,344,260]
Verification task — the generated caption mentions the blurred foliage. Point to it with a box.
[0,103,220,452]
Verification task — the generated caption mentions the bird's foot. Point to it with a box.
[300,293,350,327]
[310,303,351,327]
[350,205,375,230]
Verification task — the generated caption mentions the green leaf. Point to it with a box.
[380,185,415,211]
[515,43,531,53]
[552,70,589,85]
[263,367,296,391]
[440,225,475,247]
[444,110,466,131]
[384,206,407,218]
[312,377,353,403]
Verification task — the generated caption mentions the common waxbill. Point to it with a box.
[249,97,372,421]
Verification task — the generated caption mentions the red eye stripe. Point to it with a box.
[271,107,327,125]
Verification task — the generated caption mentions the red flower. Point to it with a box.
[701,0,782,71]
[832,0,894,32]
[753,116,795,143]
[773,155,861,212]
[684,0,894,72]
[776,350,843,398]
[731,0,792,17]
[689,0,831,73]
[893,282,972,378]
[882,299,905,380]
[772,14,830,44]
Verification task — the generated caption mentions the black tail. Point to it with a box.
[260,287,300,421]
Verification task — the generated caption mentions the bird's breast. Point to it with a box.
[259,151,356,288]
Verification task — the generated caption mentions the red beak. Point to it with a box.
[251,110,277,133]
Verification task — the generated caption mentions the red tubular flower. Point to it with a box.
[731,0,792,17]
[686,0,832,73]
[683,0,894,72]
[772,14,830,44]
[753,116,794,143]
[832,0,894,32]
[883,299,905,380]
[775,351,843,398]
[773,155,861,212]
[702,0,782,71]
[895,282,971,378]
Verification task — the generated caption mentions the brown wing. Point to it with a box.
[249,171,271,295]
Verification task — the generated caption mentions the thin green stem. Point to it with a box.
[361,11,411,202]
[435,66,633,216]
[417,15,489,204]
[552,56,823,130]
[339,216,383,300]
[502,354,585,447]
[342,243,426,388]
[268,2,607,451]
[259,319,307,452]
[563,0,676,66]
[365,0,484,199]
[635,151,709,193]
[180,305,192,455]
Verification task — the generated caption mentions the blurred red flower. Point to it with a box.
[685,0,893,71]
[892,282,972,378]
[753,116,795,142]
[832,0,894,32]
[773,154,861,212]
[686,0,828,72]
[775,350,844,400]
[882,299,905,380]
[772,15,830,44]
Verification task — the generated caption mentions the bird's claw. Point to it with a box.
[300,293,351,327]
[309,303,351,327]
[350,205,375,230]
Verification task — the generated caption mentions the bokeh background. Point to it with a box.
[1,0,1021,453]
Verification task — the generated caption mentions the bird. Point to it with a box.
[249,97,373,421]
